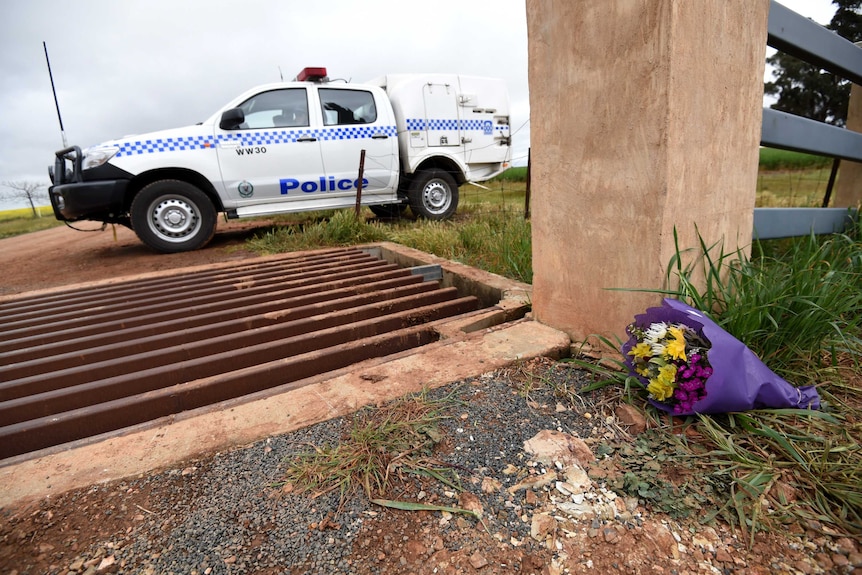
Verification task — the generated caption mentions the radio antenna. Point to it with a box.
[278,66,284,81]
[43,41,67,148]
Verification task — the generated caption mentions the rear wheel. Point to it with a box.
[130,180,217,253]
[408,169,459,220]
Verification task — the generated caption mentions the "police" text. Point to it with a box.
[280,177,369,194]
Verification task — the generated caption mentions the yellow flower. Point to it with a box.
[647,378,674,401]
[647,364,678,401]
[665,326,687,362]
[628,342,653,361]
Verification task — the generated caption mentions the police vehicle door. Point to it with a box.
[215,88,324,204]
[316,87,397,203]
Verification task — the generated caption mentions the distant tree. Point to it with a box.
[1,181,49,218]
[764,0,862,126]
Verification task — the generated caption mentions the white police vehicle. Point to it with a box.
[48,68,512,253]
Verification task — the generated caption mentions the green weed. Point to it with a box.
[246,206,533,284]
[280,389,460,503]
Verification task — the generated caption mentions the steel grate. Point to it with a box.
[0,247,481,460]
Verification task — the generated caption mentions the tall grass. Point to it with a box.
[576,224,862,538]
[245,210,389,252]
[389,208,532,283]
[673,228,862,536]
[666,229,862,387]
[247,207,533,284]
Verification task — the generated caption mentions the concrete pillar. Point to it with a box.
[526,0,770,346]
[833,55,862,207]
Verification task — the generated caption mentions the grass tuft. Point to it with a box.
[281,389,460,504]
[388,207,532,283]
[665,227,862,388]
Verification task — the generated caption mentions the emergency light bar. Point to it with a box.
[295,67,328,82]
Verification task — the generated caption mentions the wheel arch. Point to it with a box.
[409,155,466,187]
[125,169,224,213]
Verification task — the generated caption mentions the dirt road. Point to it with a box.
[0,220,275,297]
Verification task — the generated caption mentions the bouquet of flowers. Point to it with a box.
[622,298,820,415]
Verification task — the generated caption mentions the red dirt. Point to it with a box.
[0,224,858,575]
[0,220,274,298]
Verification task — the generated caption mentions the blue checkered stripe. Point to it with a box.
[406,118,505,136]
[114,125,399,157]
[318,125,397,141]
[218,130,316,146]
[116,135,216,157]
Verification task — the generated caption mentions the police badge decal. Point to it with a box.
[238,181,254,198]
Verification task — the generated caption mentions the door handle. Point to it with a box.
[371,134,389,140]
[297,135,318,142]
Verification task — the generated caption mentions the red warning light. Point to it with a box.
[295,67,328,82]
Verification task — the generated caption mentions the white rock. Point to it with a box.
[563,464,592,492]
[555,501,596,520]
[523,430,595,467]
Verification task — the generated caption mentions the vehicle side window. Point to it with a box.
[237,88,309,129]
[319,88,377,126]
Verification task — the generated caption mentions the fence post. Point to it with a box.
[525,0,769,347]
[524,148,531,220]
[833,41,862,209]
[355,149,366,219]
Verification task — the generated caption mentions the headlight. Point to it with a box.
[82,146,119,170]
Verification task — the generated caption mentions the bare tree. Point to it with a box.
[1,181,49,218]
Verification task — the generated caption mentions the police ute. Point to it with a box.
[48,67,512,253]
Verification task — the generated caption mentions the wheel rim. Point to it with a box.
[147,195,202,243]
[421,179,452,215]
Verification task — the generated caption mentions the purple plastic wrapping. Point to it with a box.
[621,298,820,415]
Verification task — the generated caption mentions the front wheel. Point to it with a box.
[407,170,459,220]
[130,180,217,253]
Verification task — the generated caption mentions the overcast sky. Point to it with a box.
[0,0,837,210]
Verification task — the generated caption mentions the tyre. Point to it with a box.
[407,169,459,220]
[130,180,217,253]
[369,204,407,219]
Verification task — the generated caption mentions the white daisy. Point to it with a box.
[644,322,668,343]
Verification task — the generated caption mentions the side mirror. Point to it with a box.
[219,108,245,130]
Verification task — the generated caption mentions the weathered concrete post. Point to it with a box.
[832,42,862,208]
[526,0,770,346]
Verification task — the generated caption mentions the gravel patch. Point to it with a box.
[2,360,858,575]
[103,369,598,574]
